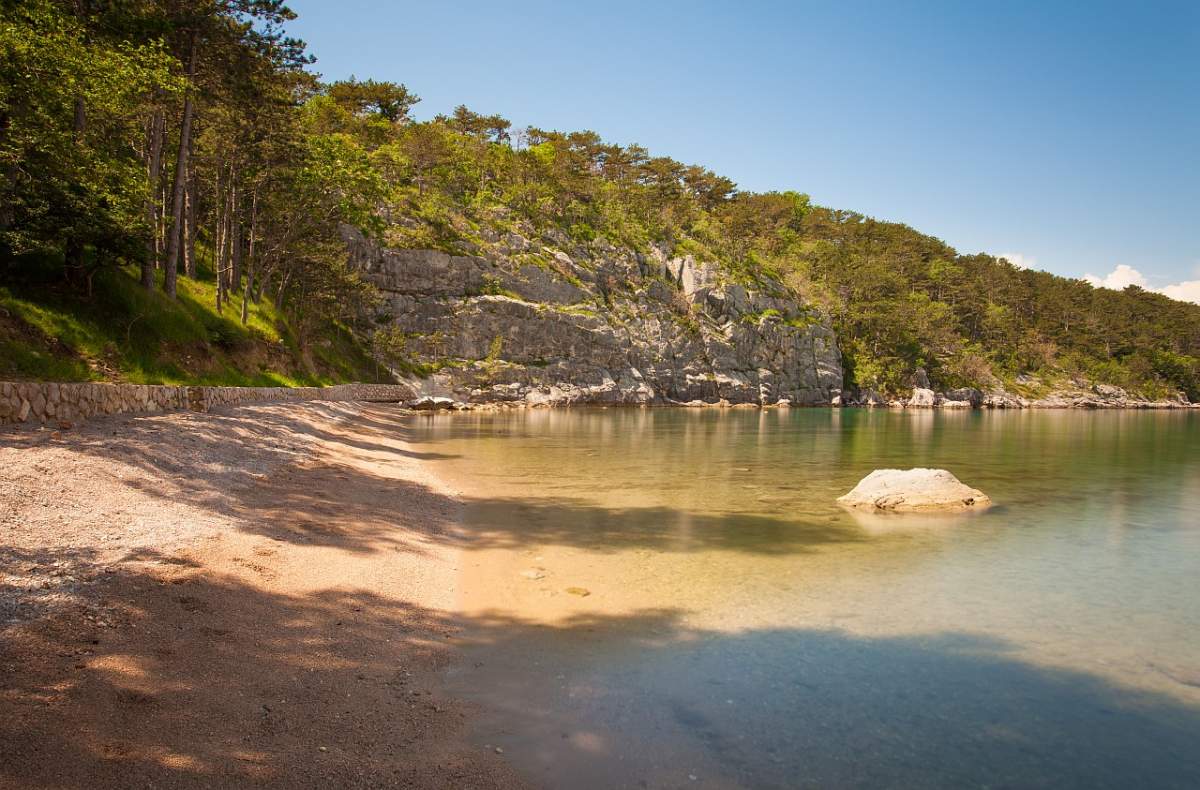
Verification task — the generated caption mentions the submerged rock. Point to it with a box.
[838,468,991,512]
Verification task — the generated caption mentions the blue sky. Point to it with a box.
[287,0,1199,301]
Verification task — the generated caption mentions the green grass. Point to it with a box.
[0,258,388,386]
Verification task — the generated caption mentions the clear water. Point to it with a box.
[404,408,1200,789]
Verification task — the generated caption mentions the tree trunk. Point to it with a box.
[65,96,87,288]
[255,267,269,304]
[183,161,197,277]
[163,36,197,299]
[141,104,164,289]
[220,180,233,288]
[157,179,168,263]
[0,110,13,242]
[240,189,258,324]
[211,169,220,251]
[229,179,241,290]
[213,168,225,311]
[276,268,291,305]
[216,206,226,311]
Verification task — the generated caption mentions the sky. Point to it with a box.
[287,0,1200,303]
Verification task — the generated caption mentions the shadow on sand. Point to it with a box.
[2,559,1199,788]
[2,404,1199,787]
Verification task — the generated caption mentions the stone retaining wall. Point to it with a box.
[0,381,416,425]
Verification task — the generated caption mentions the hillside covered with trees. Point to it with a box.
[3,0,1198,399]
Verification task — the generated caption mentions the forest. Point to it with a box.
[3,0,1198,398]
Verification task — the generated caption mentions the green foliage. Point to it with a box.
[328,77,418,122]
[1148,350,1199,401]
[2,0,1197,402]
[485,334,504,365]
[476,274,520,299]
[765,209,1200,396]
[0,262,386,385]
[0,0,180,262]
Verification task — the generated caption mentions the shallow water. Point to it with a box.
[406,408,1200,789]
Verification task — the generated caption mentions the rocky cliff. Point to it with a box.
[345,228,843,407]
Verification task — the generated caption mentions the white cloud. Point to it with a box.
[1158,280,1200,305]
[998,252,1035,270]
[1083,264,1149,290]
[1082,264,1200,305]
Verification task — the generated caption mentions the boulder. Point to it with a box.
[408,396,457,411]
[944,387,983,407]
[838,468,991,512]
[908,388,936,408]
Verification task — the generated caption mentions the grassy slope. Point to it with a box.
[0,260,387,386]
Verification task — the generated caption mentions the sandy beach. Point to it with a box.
[0,402,525,789]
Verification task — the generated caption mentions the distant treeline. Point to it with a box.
[2,0,1197,397]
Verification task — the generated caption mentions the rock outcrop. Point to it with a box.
[908,387,936,408]
[347,228,843,406]
[838,469,992,512]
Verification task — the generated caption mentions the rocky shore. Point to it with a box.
[400,382,1194,412]
[851,382,1193,410]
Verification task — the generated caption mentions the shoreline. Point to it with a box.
[3,377,1193,429]
[0,401,524,788]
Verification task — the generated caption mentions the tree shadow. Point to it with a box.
[454,496,863,554]
[3,556,1199,789]
[446,611,1200,789]
[2,402,465,557]
[4,402,869,558]
[0,551,523,789]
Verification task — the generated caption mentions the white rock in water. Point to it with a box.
[838,468,991,511]
[908,388,936,407]
[409,396,456,411]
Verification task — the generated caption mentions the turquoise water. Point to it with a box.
[406,408,1200,789]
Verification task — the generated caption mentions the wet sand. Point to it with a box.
[0,402,524,789]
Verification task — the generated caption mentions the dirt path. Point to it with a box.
[0,402,525,788]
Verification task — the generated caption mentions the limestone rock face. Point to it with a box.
[346,227,843,406]
[838,468,992,512]
[908,388,936,407]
